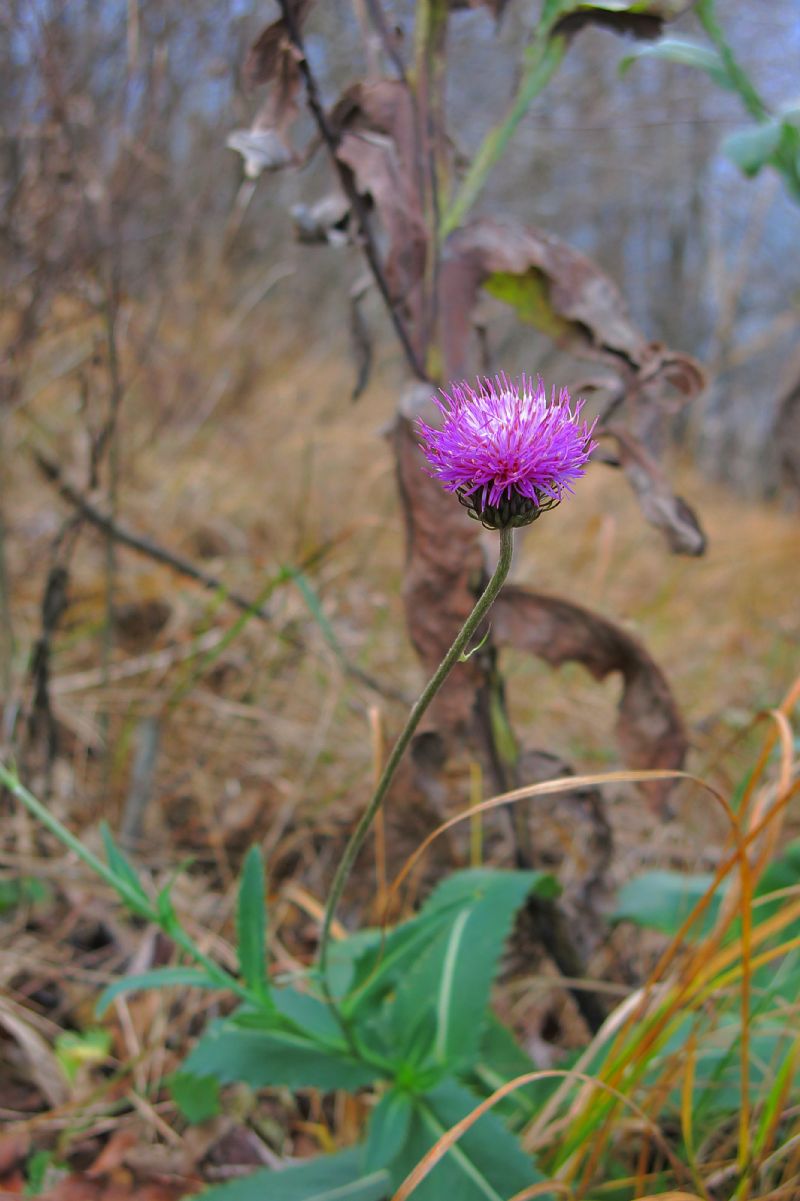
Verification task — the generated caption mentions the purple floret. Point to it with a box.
[417,373,597,529]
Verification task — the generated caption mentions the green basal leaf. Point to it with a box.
[96,966,220,1018]
[364,1088,414,1173]
[611,869,723,938]
[337,906,461,1020]
[237,845,269,1000]
[389,1079,549,1200]
[170,1071,221,1124]
[247,986,343,1042]
[468,1015,558,1129]
[390,870,559,1075]
[189,1148,390,1201]
[182,1020,379,1091]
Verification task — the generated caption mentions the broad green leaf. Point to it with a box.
[391,870,559,1074]
[337,907,462,1019]
[611,870,723,938]
[182,1020,378,1091]
[421,867,560,913]
[722,121,783,177]
[324,927,384,1000]
[170,1072,221,1124]
[237,846,268,1000]
[96,967,220,1017]
[190,1148,390,1201]
[389,1079,548,1200]
[364,1088,414,1173]
[619,37,732,89]
[242,987,342,1042]
[468,1016,558,1129]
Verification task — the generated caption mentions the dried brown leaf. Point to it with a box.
[86,1131,139,1179]
[606,427,706,556]
[491,586,687,807]
[439,217,649,376]
[0,1132,29,1178]
[349,278,373,400]
[331,81,428,324]
[0,998,68,1108]
[243,2,313,89]
[233,3,315,176]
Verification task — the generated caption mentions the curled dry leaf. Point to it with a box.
[290,193,351,245]
[243,1,314,89]
[229,1,315,177]
[550,0,697,40]
[605,427,706,556]
[439,217,650,375]
[331,81,428,329]
[492,586,687,808]
[349,276,373,400]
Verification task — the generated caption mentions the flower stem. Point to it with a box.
[319,525,514,988]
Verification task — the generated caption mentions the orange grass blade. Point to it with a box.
[391,1068,692,1201]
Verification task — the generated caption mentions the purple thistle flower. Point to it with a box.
[417,373,597,530]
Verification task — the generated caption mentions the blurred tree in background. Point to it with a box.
[2,0,798,492]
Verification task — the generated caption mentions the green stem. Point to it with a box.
[696,0,769,123]
[318,525,515,988]
[0,763,149,913]
[441,34,565,238]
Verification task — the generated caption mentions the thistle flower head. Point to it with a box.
[417,373,597,530]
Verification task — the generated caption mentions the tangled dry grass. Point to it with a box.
[1,294,798,1196]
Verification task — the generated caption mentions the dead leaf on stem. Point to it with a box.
[605,427,706,556]
[492,586,687,808]
[331,81,428,328]
[227,2,315,176]
[551,0,696,40]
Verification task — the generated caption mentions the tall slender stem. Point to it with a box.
[319,526,514,986]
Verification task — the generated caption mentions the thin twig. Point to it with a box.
[276,0,427,382]
[34,452,406,704]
